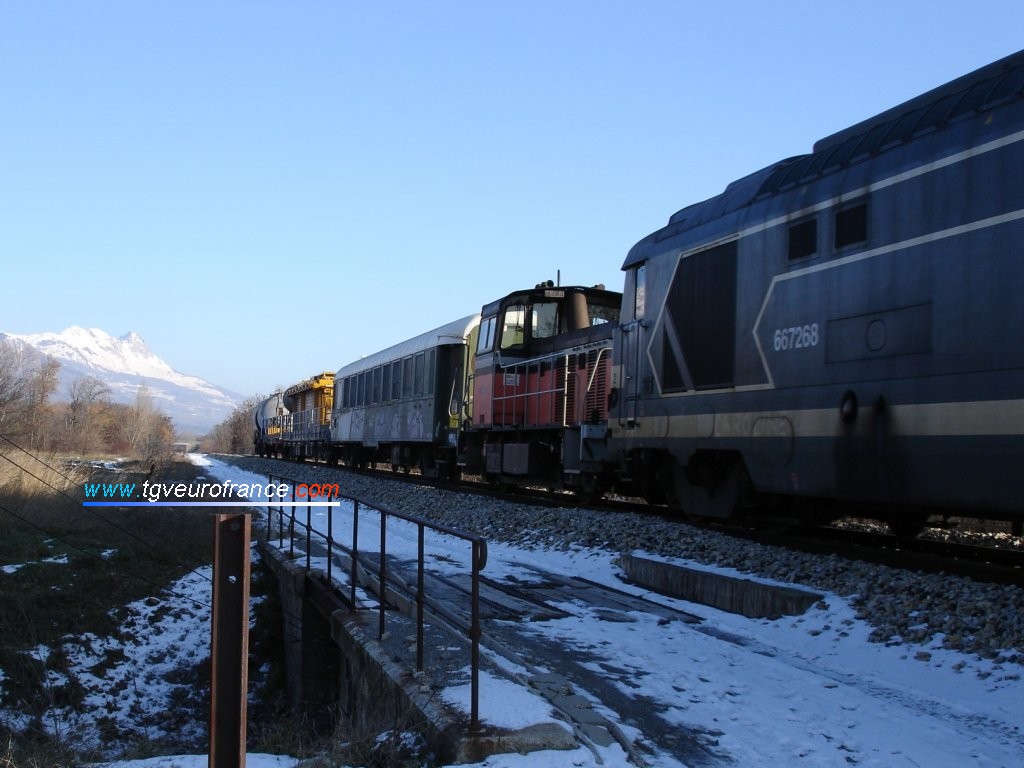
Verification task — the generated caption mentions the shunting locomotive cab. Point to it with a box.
[463,282,622,494]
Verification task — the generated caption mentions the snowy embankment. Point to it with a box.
[196,454,1024,768]
[6,453,1017,767]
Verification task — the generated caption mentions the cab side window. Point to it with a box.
[531,302,559,338]
[500,305,526,349]
[477,315,497,354]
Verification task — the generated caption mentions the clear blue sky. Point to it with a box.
[3,2,1022,401]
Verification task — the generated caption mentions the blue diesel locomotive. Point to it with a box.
[607,49,1024,532]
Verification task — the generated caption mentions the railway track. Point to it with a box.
[265,455,1024,586]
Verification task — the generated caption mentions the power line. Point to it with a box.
[0,438,310,635]
[0,434,212,578]
[0,499,212,610]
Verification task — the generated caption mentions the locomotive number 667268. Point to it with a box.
[772,324,819,352]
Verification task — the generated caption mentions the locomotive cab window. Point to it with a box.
[477,315,497,354]
[589,302,618,325]
[788,218,817,260]
[531,301,559,339]
[633,264,646,318]
[835,201,868,249]
[500,305,526,349]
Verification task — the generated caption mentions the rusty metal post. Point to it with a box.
[416,524,425,671]
[378,511,387,639]
[210,513,251,768]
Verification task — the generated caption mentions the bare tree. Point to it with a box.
[0,338,29,433]
[0,340,60,447]
[64,376,111,454]
[201,396,262,454]
[117,384,157,452]
[26,357,60,450]
[138,413,174,467]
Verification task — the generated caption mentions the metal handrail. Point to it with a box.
[491,354,569,428]
[264,472,488,732]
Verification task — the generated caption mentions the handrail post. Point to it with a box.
[326,491,334,585]
[305,498,312,572]
[288,484,296,560]
[351,500,360,607]
[277,476,285,546]
[378,510,387,640]
[265,474,273,543]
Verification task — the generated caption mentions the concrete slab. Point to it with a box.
[618,552,823,618]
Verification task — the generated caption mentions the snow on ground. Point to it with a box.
[1,553,69,574]
[63,566,214,750]
[193,455,1024,767]
[9,453,1020,768]
[0,564,214,752]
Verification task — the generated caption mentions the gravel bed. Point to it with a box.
[220,455,1024,666]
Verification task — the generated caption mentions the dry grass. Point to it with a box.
[0,450,214,765]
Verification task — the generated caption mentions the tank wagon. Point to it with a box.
[607,50,1024,533]
[461,283,621,493]
[253,392,288,454]
[254,372,334,460]
[331,314,480,478]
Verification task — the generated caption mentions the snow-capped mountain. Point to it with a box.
[0,327,244,433]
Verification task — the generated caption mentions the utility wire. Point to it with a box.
[0,498,212,610]
[0,435,215,578]
[0,438,312,634]
[1,497,308,638]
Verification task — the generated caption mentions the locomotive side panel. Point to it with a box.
[610,53,1024,522]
